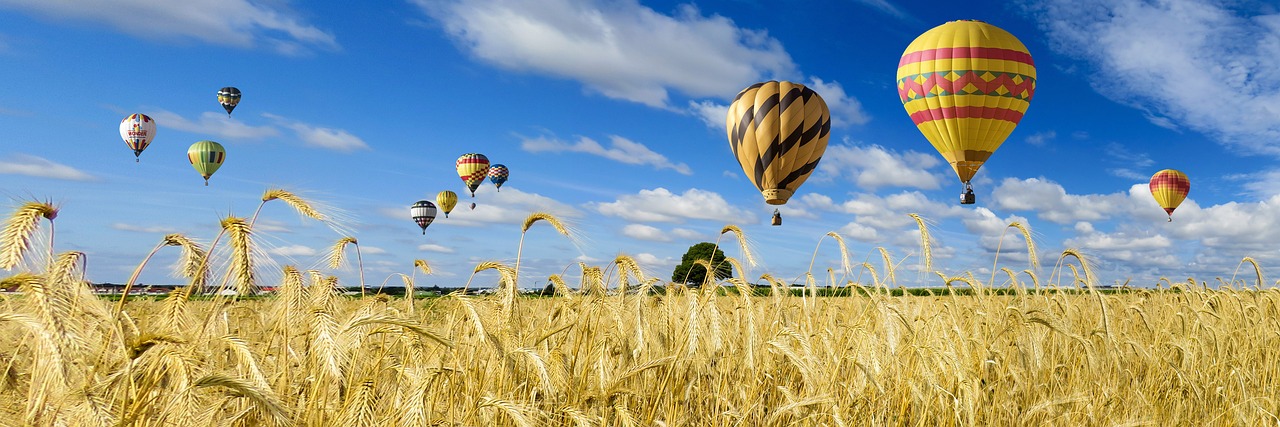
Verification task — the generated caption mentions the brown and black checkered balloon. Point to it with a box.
[726,81,832,205]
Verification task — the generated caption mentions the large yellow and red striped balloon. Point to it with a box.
[455,153,490,197]
[1149,169,1190,221]
[897,20,1036,201]
[726,80,831,206]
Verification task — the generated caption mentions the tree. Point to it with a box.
[671,242,733,285]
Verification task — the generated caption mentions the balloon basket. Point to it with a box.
[960,189,975,205]
[771,209,782,226]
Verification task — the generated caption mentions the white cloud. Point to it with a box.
[359,246,387,255]
[1066,232,1172,252]
[592,187,756,223]
[111,223,177,233]
[989,177,1132,224]
[799,193,838,211]
[268,245,316,257]
[1103,143,1155,181]
[1228,169,1280,199]
[252,219,293,234]
[815,141,943,190]
[633,252,676,272]
[852,0,915,21]
[621,224,671,242]
[1025,131,1056,146]
[689,100,728,129]
[264,113,370,152]
[418,244,454,253]
[0,154,94,181]
[521,135,691,175]
[0,0,338,55]
[805,77,870,127]
[959,207,1037,258]
[838,222,878,242]
[418,0,795,107]
[1027,0,1280,154]
[837,191,965,230]
[671,228,702,240]
[150,110,279,140]
[1167,194,1280,251]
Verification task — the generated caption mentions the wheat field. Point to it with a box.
[1,193,1278,426]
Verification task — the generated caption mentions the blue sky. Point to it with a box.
[2,0,1280,288]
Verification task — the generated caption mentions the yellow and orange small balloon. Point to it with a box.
[1149,169,1190,221]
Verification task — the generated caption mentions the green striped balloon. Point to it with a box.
[187,140,226,186]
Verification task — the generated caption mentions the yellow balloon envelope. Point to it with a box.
[725,80,831,205]
[436,190,458,218]
[1149,169,1190,221]
[187,140,225,186]
[455,153,490,197]
[897,20,1036,202]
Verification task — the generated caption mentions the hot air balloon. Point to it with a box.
[488,164,509,191]
[726,80,831,225]
[897,20,1036,204]
[436,190,458,218]
[187,140,225,186]
[218,87,241,116]
[119,113,156,162]
[1149,169,1190,222]
[470,202,476,210]
[411,200,437,235]
[456,153,490,197]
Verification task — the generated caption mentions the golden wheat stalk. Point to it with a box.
[0,310,67,424]
[406,259,432,315]
[116,234,204,316]
[0,200,58,270]
[718,225,757,268]
[515,212,578,289]
[578,262,606,295]
[222,216,257,296]
[876,248,895,288]
[250,188,358,244]
[166,234,208,287]
[1231,257,1264,289]
[991,221,1040,286]
[548,274,574,298]
[414,259,431,276]
[479,396,536,427]
[1055,249,1096,289]
[613,254,646,294]
[326,237,366,296]
[193,374,290,425]
[1011,222,1040,270]
[806,231,852,282]
[908,214,932,273]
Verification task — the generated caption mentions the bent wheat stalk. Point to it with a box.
[327,237,364,296]
[1,200,59,270]
[514,212,574,289]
